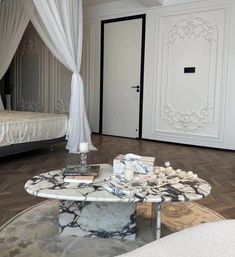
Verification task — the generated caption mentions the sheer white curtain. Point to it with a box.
[0,0,29,80]
[23,0,95,153]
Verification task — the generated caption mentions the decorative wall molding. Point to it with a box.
[165,16,218,45]
[17,97,43,112]
[56,98,69,114]
[14,24,47,113]
[19,37,42,56]
[52,58,70,114]
[156,12,220,134]
[161,103,212,132]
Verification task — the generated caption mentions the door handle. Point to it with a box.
[131,85,140,89]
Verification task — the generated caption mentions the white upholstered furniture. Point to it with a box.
[116,220,235,257]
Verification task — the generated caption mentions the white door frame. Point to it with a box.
[99,14,146,138]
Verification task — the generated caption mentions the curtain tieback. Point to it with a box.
[71,72,83,87]
[72,72,81,79]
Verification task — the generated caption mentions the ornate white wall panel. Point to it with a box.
[160,16,217,133]
[142,3,230,147]
[224,0,235,150]
[153,9,226,141]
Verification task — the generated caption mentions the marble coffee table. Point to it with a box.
[25,164,211,240]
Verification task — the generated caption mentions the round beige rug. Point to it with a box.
[0,201,224,257]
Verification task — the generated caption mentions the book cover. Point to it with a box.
[64,175,94,184]
[63,165,100,177]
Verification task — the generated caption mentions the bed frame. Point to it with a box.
[0,93,67,157]
[0,137,66,157]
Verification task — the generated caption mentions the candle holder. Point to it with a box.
[78,152,89,173]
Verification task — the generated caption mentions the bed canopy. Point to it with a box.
[0,0,95,153]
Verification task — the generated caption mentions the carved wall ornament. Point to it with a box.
[17,97,43,112]
[159,15,218,133]
[165,16,218,45]
[161,103,212,132]
[19,37,42,56]
[56,99,69,114]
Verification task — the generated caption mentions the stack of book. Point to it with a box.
[63,165,100,184]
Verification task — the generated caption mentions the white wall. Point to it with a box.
[143,2,230,148]
[84,0,235,150]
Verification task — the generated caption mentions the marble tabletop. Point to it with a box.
[25,164,211,203]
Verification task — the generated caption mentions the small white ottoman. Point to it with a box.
[116,220,235,257]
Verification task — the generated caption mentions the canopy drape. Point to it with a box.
[23,0,94,152]
[0,0,29,80]
[0,0,95,153]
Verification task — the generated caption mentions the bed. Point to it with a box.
[0,109,68,157]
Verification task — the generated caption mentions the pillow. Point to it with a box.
[0,94,5,110]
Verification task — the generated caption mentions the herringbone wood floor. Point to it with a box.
[0,134,234,226]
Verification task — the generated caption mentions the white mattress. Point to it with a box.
[0,111,68,147]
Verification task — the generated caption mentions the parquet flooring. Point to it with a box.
[0,134,234,226]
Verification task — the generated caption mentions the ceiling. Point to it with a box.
[83,0,164,7]
[83,0,122,7]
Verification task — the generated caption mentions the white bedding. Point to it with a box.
[0,111,68,147]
